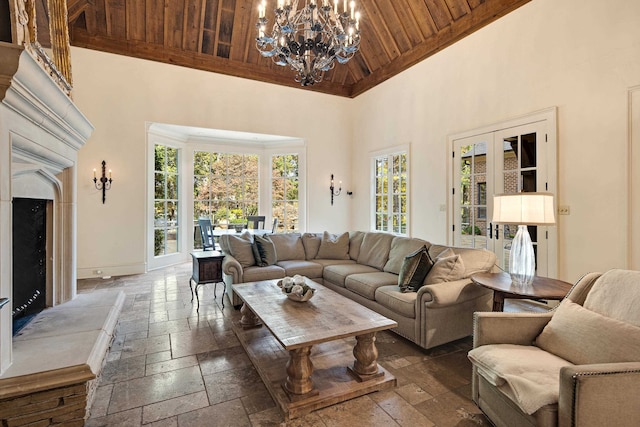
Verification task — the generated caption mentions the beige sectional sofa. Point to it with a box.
[220,231,497,350]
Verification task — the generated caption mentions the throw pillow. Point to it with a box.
[424,251,465,285]
[316,231,350,260]
[398,245,434,292]
[226,233,256,268]
[301,233,322,260]
[535,300,640,365]
[254,234,277,267]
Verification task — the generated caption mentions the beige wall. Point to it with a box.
[350,0,640,283]
[71,49,353,278]
[73,0,640,283]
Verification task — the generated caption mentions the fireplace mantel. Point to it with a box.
[0,44,93,375]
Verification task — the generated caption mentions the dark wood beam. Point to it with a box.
[70,30,353,97]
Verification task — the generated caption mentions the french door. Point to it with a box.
[450,109,557,277]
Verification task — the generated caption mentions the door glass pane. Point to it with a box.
[457,142,488,248]
[503,137,517,171]
[521,133,537,168]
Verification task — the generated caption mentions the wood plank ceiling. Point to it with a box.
[65,0,531,98]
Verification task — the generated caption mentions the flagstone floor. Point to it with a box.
[79,262,492,427]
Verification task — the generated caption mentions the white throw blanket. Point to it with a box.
[468,344,573,414]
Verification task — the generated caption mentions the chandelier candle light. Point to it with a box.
[492,193,555,287]
[256,0,361,86]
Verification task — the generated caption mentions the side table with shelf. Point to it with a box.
[190,250,226,311]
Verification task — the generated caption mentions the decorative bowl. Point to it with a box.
[285,288,315,302]
[277,275,315,302]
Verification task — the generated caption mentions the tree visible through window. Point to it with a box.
[272,154,299,232]
[193,152,259,237]
[373,151,407,234]
[154,145,179,256]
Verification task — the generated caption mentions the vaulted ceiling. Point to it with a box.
[64,0,530,98]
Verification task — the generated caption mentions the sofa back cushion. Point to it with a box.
[583,269,640,327]
[535,299,640,365]
[301,233,322,260]
[268,233,305,261]
[357,232,395,270]
[428,245,496,278]
[349,231,365,260]
[316,231,350,260]
[384,236,431,274]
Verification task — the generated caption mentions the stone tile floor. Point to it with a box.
[79,262,492,427]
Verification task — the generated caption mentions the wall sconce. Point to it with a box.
[330,174,341,205]
[93,160,113,204]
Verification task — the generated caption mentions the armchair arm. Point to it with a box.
[558,362,640,427]
[222,255,243,284]
[473,311,553,348]
[419,278,491,308]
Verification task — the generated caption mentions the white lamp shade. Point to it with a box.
[492,193,556,225]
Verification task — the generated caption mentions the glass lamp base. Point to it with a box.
[509,225,535,286]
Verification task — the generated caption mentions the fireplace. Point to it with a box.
[0,44,93,373]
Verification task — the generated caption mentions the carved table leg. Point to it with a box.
[283,346,318,400]
[348,332,384,382]
[239,303,261,329]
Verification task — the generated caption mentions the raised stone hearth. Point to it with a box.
[0,291,124,425]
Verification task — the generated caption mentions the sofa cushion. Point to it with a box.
[316,231,350,260]
[349,231,365,260]
[345,272,399,300]
[301,233,322,260]
[222,232,256,268]
[468,344,573,415]
[397,246,433,292]
[254,234,277,267]
[535,299,640,365]
[583,269,640,327]
[429,244,496,278]
[269,233,305,261]
[424,251,465,285]
[323,263,380,288]
[242,264,285,282]
[375,286,418,318]
[357,232,395,270]
[277,260,323,279]
[384,237,431,274]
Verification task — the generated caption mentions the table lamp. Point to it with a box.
[492,192,555,286]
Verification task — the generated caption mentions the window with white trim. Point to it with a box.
[154,144,179,256]
[372,149,408,234]
[271,154,299,232]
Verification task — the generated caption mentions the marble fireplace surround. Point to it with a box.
[0,43,121,423]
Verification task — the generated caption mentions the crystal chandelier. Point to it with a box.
[256,0,361,86]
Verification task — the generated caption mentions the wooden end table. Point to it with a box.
[470,272,573,312]
[190,250,225,311]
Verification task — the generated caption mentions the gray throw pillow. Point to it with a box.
[398,245,434,292]
[254,234,277,266]
[316,231,350,260]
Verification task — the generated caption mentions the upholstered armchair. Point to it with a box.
[468,269,640,427]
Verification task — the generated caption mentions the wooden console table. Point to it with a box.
[471,272,572,312]
[190,251,225,311]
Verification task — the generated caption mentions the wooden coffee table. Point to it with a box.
[471,272,573,311]
[232,278,398,420]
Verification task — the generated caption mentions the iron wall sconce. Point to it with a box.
[330,174,341,205]
[93,160,113,204]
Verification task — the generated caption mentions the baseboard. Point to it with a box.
[77,262,146,279]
